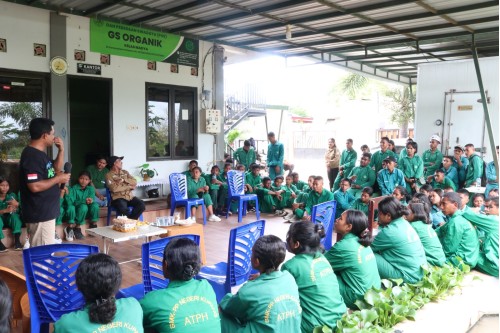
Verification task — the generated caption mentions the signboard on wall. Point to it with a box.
[90,19,198,67]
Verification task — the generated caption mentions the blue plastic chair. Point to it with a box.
[23,244,99,333]
[226,170,260,222]
[169,173,206,225]
[198,220,265,302]
[311,200,337,251]
[116,234,201,300]
[106,187,143,225]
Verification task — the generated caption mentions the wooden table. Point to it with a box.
[158,223,206,264]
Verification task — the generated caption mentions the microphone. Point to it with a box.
[60,162,72,189]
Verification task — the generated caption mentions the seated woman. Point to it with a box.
[187,166,221,222]
[371,197,427,283]
[407,202,446,267]
[0,177,22,251]
[392,185,409,206]
[219,235,301,333]
[140,238,220,332]
[54,253,143,333]
[325,210,381,309]
[282,221,346,332]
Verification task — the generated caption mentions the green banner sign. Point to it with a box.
[90,19,199,66]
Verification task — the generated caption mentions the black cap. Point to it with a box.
[108,156,124,165]
[383,156,397,163]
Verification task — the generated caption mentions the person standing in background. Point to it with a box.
[324,138,340,190]
[422,135,443,178]
[332,139,358,191]
[267,132,284,180]
[233,140,256,170]
[19,118,70,247]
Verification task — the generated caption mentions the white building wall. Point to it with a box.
[0,1,217,178]
[415,57,499,162]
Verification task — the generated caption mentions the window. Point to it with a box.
[146,83,197,160]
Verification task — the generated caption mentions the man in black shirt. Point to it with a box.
[19,118,70,247]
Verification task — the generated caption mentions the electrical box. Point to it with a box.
[204,109,222,134]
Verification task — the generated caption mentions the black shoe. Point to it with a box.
[14,234,23,251]
[0,242,7,253]
[89,223,98,229]
[73,228,85,240]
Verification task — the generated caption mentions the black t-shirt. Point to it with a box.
[19,146,60,223]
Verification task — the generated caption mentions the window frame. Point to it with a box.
[145,82,198,161]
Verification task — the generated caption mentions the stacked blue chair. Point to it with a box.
[105,187,143,226]
[311,200,337,251]
[198,220,265,302]
[169,173,206,225]
[226,170,260,222]
[23,244,99,333]
[116,234,201,300]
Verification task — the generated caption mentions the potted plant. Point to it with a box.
[138,163,158,181]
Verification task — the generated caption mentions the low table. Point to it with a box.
[86,225,168,255]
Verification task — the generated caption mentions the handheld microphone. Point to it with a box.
[60,162,72,189]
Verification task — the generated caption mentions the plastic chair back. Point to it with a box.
[311,200,337,251]
[227,170,246,196]
[228,220,266,287]
[142,234,201,293]
[169,173,189,203]
[23,244,98,333]
[0,266,27,324]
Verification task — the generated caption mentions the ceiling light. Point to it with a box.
[285,25,292,40]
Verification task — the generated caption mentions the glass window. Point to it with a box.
[146,83,197,160]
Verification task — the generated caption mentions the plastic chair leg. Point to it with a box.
[254,200,261,220]
[202,203,207,225]
[237,200,244,223]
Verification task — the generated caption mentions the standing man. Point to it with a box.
[266,132,284,180]
[422,135,443,178]
[453,145,469,187]
[464,143,484,188]
[332,139,358,191]
[19,118,70,247]
[105,156,145,220]
[233,140,256,170]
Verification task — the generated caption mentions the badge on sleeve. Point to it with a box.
[27,174,38,180]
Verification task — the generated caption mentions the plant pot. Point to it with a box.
[143,175,151,181]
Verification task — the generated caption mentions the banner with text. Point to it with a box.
[90,19,199,67]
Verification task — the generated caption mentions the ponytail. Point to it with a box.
[345,210,373,247]
[88,296,117,324]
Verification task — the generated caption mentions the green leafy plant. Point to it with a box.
[138,163,158,179]
[226,129,242,145]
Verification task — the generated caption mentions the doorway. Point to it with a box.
[68,77,111,180]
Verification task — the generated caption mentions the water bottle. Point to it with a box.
[476,177,481,188]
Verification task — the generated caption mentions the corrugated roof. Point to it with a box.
[7,0,498,83]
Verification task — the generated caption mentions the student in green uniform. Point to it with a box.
[291,172,308,192]
[55,186,68,242]
[431,169,456,191]
[271,176,289,215]
[422,135,443,178]
[333,178,355,219]
[472,194,485,213]
[485,146,499,198]
[218,163,233,215]
[453,145,469,187]
[350,186,373,216]
[182,160,199,177]
[54,253,144,333]
[407,202,446,267]
[204,165,224,215]
[219,235,301,333]
[464,143,484,187]
[187,167,221,222]
[347,153,376,198]
[398,138,414,160]
[457,188,472,212]
[332,139,358,192]
[141,238,220,333]
[0,178,22,251]
[425,190,446,229]
[370,137,397,174]
[436,192,479,268]
[256,177,284,215]
[266,132,285,180]
[371,197,427,283]
[234,140,256,170]
[86,155,109,207]
[377,156,406,196]
[325,210,381,309]
[286,176,333,222]
[392,185,409,206]
[282,175,298,209]
[441,156,459,190]
[282,221,346,332]
[65,171,100,240]
[245,164,262,194]
[399,141,423,194]
[462,197,499,277]
[287,175,315,221]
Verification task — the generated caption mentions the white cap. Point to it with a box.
[430,134,441,143]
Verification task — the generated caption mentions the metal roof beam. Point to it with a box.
[85,0,127,16]
[128,1,203,24]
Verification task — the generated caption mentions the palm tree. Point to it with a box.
[337,73,370,99]
[386,86,416,138]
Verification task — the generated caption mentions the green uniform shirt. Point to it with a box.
[377,168,406,196]
[462,211,499,277]
[371,217,427,283]
[347,166,376,198]
[325,233,381,309]
[293,180,308,192]
[66,184,96,206]
[219,270,301,333]
[431,177,456,191]
[86,164,110,190]
[234,147,256,170]
[398,155,424,193]
[436,211,480,268]
[267,142,284,167]
[340,149,358,179]
[54,297,144,333]
[256,187,276,213]
[465,154,484,187]
[281,253,346,332]
[140,279,220,333]
[0,192,18,211]
[333,189,355,219]
[187,177,207,199]
[370,150,397,174]
[203,173,220,190]
[245,173,262,191]
[350,198,369,216]
[410,221,446,267]
[281,184,298,208]
[305,189,334,215]
[422,149,443,177]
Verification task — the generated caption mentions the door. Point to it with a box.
[68,77,111,181]
[443,92,484,156]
